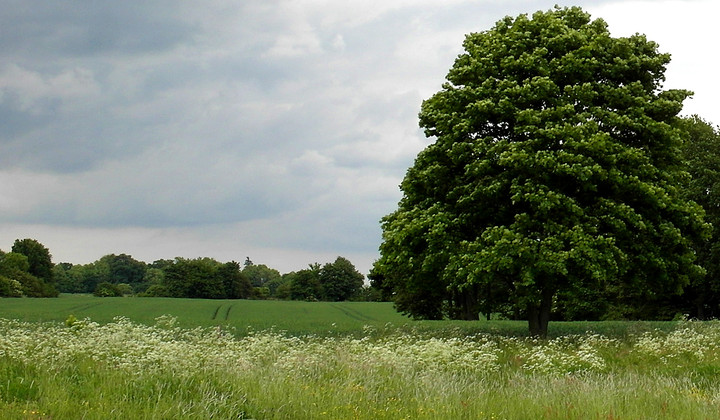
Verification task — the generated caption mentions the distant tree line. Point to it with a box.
[0,246,379,302]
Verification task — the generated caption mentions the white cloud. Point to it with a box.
[265,30,323,58]
[587,0,720,124]
[331,34,346,51]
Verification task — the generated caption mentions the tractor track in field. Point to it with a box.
[224,303,235,321]
[67,302,104,312]
[210,303,237,321]
[211,305,222,320]
[330,303,376,322]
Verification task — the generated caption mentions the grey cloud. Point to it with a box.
[0,1,196,58]
[1,152,290,228]
[1,0,715,271]
[0,96,162,173]
[0,92,59,139]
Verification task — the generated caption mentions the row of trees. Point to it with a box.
[49,254,371,301]
[371,6,720,336]
[0,237,372,301]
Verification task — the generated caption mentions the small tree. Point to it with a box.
[101,254,147,288]
[53,263,83,293]
[275,276,293,300]
[319,257,365,301]
[217,261,253,299]
[289,264,322,301]
[242,263,282,293]
[163,257,225,299]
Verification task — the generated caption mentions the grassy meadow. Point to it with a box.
[1,296,719,419]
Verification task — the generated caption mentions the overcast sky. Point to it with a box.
[1,0,718,275]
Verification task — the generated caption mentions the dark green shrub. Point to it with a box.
[93,282,123,297]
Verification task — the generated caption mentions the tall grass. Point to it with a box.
[2,316,720,419]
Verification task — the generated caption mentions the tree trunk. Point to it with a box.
[696,301,705,320]
[460,286,480,320]
[527,288,553,338]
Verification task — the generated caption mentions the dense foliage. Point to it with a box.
[677,117,720,318]
[373,6,710,336]
[47,248,372,301]
[92,281,124,297]
[0,239,58,297]
[287,257,366,301]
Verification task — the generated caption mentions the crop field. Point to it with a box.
[0,295,411,335]
[1,296,718,419]
[0,295,676,338]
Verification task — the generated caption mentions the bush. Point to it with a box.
[116,283,134,296]
[93,282,123,297]
[14,271,48,297]
[139,284,170,297]
[0,276,22,297]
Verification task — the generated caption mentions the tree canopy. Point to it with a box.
[319,256,365,301]
[373,6,709,337]
[12,238,54,286]
[677,116,720,318]
[0,239,58,297]
[287,258,366,301]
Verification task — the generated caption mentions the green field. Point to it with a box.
[0,294,409,335]
[0,294,677,338]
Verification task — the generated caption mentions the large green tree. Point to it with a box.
[8,239,58,297]
[677,116,720,318]
[12,239,54,285]
[374,6,708,337]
